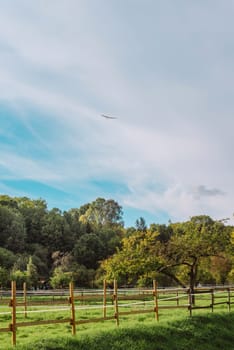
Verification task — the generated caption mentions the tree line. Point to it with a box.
[0,195,233,292]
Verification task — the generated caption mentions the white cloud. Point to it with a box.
[0,1,234,223]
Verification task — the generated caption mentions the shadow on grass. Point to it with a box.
[9,312,234,350]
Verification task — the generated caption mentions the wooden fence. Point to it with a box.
[0,282,233,347]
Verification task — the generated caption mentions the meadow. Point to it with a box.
[3,310,234,350]
[0,286,233,350]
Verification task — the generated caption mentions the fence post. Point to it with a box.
[103,279,107,318]
[69,282,76,336]
[227,288,231,312]
[188,288,192,317]
[113,279,119,326]
[10,281,17,346]
[211,289,214,312]
[23,282,27,318]
[153,280,159,321]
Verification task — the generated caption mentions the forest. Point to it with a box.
[0,194,233,291]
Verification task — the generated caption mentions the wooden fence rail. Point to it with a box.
[0,282,233,347]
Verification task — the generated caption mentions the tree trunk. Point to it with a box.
[189,263,197,305]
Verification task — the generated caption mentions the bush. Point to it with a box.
[50,268,73,288]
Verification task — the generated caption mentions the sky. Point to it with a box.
[0,0,234,227]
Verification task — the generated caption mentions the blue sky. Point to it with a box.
[1,1,234,227]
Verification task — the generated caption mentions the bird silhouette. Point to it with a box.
[101,114,117,119]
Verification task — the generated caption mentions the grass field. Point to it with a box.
[3,311,234,350]
[0,288,233,350]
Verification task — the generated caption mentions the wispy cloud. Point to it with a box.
[0,1,234,225]
[193,185,225,199]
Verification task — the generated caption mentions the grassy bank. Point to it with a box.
[8,312,234,350]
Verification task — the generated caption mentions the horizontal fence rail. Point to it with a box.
[0,282,233,347]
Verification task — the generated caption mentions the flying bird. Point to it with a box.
[101,114,117,120]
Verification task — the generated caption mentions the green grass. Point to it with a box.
[0,290,233,349]
[3,312,234,350]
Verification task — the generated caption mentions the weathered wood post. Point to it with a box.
[227,288,231,312]
[211,289,214,312]
[188,288,192,317]
[23,282,27,318]
[69,282,76,335]
[153,280,159,321]
[113,279,119,326]
[10,281,17,346]
[103,279,107,318]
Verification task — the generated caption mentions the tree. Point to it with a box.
[50,268,73,288]
[102,230,162,286]
[73,233,105,269]
[41,208,72,253]
[0,195,18,209]
[63,208,85,240]
[135,217,147,232]
[27,256,39,289]
[0,267,10,288]
[0,247,16,269]
[102,216,232,298]
[165,216,232,297]
[0,205,26,253]
[95,226,123,257]
[16,197,47,245]
[227,230,234,283]
[79,198,124,227]
[11,270,28,289]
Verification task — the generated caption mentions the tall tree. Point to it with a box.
[0,205,26,253]
[41,208,72,253]
[16,197,47,245]
[79,198,124,227]
[102,216,232,296]
[135,217,147,232]
[27,256,39,289]
[73,233,105,269]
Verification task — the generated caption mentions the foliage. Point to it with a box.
[79,198,124,227]
[0,247,16,269]
[50,268,73,288]
[0,194,233,289]
[41,208,72,253]
[10,270,28,288]
[0,266,10,288]
[27,256,39,289]
[0,204,26,252]
[73,233,105,269]
[102,216,233,292]
[135,217,147,232]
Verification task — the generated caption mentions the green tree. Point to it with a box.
[27,256,39,289]
[102,230,162,286]
[0,195,18,209]
[102,216,232,297]
[0,205,26,253]
[0,267,10,288]
[63,208,85,240]
[28,244,50,277]
[16,197,47,245]
[166,216,231,296]
[135,217,147,232]
[73,233,105,269]
[0,247,16,269]
[50,268,73,288]
[41,208,72,253]
[79,198,123,227]
[11,270,28,289]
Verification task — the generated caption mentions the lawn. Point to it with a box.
[0,287,233,349]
